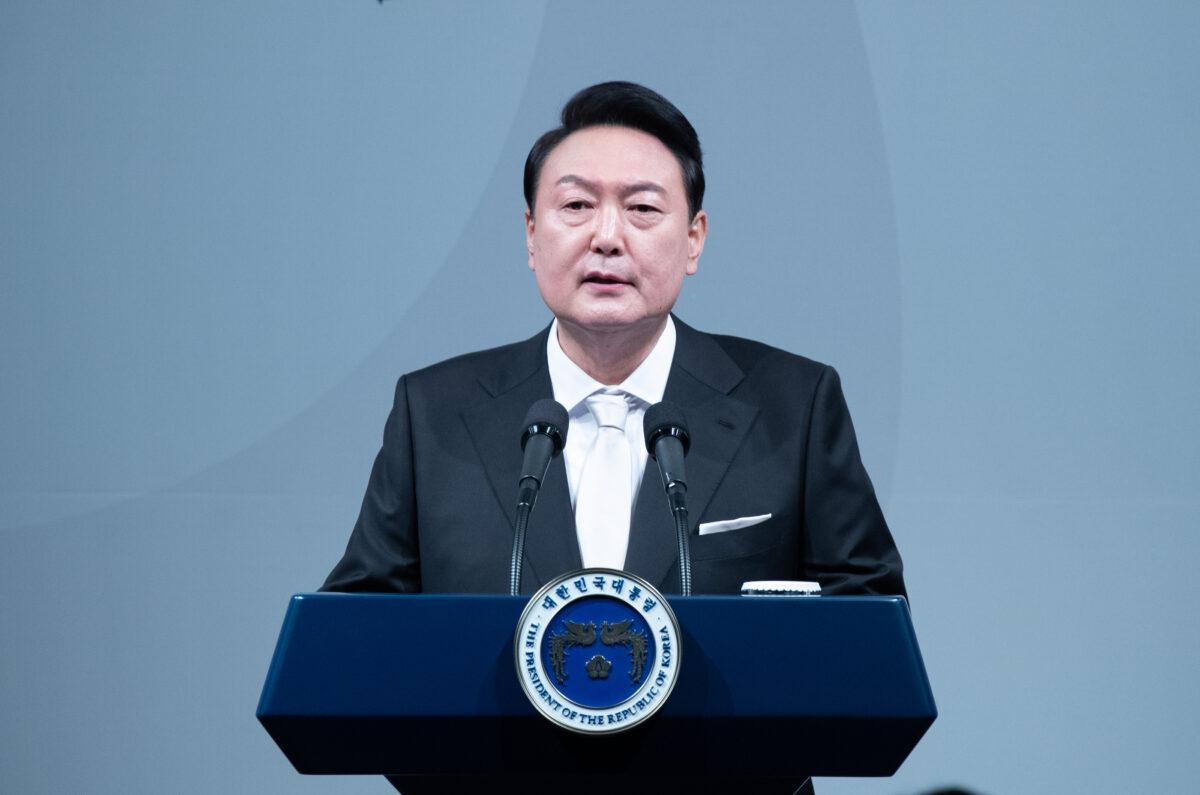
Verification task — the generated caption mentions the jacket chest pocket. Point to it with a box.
[690,513,784,562]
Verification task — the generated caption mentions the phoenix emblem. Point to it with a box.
[549,618,647,685]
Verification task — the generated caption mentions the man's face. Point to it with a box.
[525,125,707,336]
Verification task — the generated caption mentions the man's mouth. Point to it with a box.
[583,272,631,286]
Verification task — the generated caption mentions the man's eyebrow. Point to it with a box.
[554,175,667,197]
[556,175,599,191]
[619,181,666,198]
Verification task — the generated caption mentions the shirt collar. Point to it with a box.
[546,316,677,413]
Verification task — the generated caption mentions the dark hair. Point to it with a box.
[523,81,705,220]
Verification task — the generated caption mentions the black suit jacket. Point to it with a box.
[322,318,904,597]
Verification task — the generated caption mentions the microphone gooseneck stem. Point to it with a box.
[509,484,536,596]
[668,484,692,596]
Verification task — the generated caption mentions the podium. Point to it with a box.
[258,593,936,794]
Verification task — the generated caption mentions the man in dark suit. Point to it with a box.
[323,81,903,599]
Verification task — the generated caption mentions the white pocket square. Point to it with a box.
[697,513,773,536]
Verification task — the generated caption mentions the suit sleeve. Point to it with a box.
[801,366,906,598]
[320,375,422,593]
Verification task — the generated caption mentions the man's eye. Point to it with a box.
[563,201,590,211]
[631,204,659,214]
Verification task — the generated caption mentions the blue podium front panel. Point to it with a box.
[257,594,935,778]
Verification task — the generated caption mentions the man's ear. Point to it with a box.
[525,209,536,271]
[686,209,708,276]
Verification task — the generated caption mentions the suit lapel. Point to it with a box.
[623,318,759,592]
[460,327,581,592]
[523,454,580,588]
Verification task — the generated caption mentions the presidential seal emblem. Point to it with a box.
[514,568,681,734]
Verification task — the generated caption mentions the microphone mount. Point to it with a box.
[644,402,693,596]
[510,401,568,596]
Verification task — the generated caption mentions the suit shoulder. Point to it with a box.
[405,338,523,379]
[399,330,545,394]
[707,332,832,382]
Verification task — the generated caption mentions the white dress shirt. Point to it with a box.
[546,316,677,515]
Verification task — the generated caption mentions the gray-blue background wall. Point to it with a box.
[2,2,1197,792]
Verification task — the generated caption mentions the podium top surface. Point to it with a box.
[258,592,934,720]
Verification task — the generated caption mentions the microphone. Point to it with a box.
[644,402,693,596]
[510,399,569,595]
[518,399,568,507]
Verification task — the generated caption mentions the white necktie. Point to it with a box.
[575,393,632,569]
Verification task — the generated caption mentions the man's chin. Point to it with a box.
[557,309,665,336]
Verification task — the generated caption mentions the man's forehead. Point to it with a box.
[539,126,684,195]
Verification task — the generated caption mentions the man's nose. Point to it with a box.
[591,204,623,256]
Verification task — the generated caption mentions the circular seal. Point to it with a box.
[514,568,681,734]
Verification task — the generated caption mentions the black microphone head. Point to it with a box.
[644,401,690,458]
[521,398,569,454]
